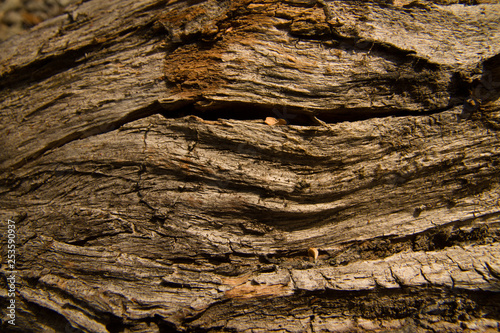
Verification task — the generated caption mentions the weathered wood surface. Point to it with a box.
[1,0,500,332]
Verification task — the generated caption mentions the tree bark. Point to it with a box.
[1,0,500,332]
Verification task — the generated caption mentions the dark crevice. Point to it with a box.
[315,105,454,123]
[327,217,499,266]
[0,296,78,332]
[0,43,102,92]
[17,280,123,333]
[159,99,455,126]
[7,279,181,333]
[159,280,189,289]
[155,315,184,333]
[0,8,163,92]
[237,204,355,232]
[106,321,132,333]
[67,231,132,246]
[186,287,500,331]
[4,101,163,174]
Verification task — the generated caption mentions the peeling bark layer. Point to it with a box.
[1,0,500,332]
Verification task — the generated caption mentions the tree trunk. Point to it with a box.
[1,0,500,332]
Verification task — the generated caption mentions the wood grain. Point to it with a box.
[0,0,499,332]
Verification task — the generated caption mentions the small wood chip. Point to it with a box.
[308,247,319,262]
[265,117,287,126]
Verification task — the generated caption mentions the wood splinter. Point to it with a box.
[308,247,319,262]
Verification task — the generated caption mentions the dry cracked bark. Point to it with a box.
[0,0,500,332]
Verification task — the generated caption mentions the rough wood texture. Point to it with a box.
[1,0,500,332]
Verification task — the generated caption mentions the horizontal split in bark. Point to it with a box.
[191,287,500,332]
[1,102,165,175]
